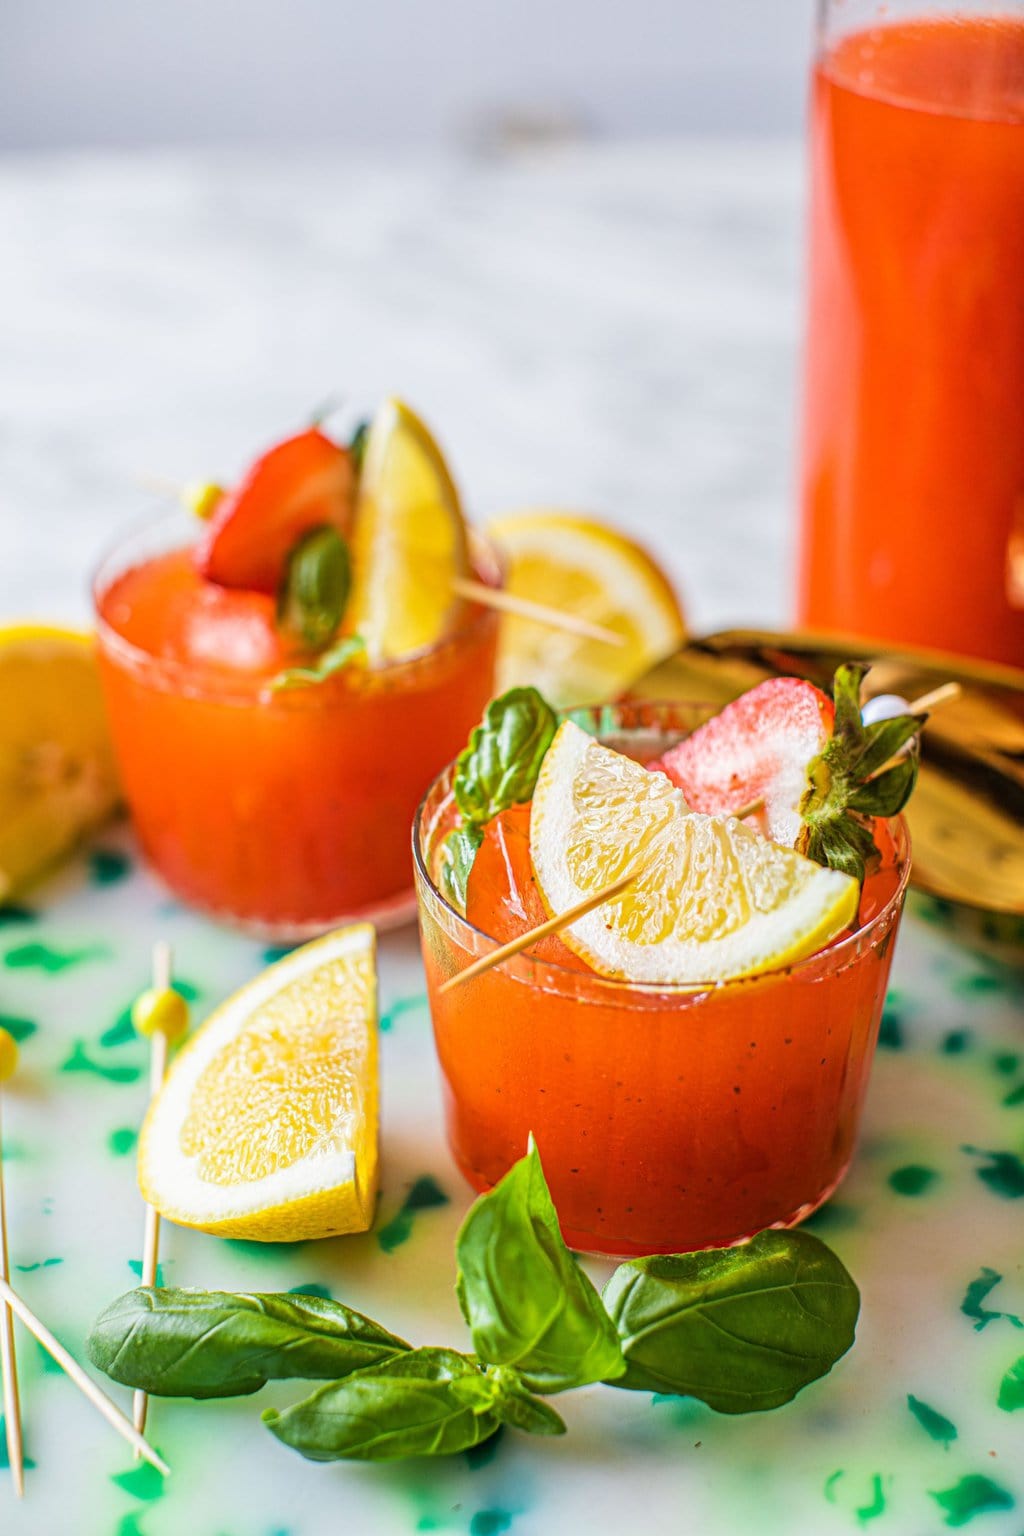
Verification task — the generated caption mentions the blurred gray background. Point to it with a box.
[0,0,816,150]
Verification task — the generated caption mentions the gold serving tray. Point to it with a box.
[635,629,1024,918]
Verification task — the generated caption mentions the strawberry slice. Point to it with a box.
[656,678,834,848]
[195,429,355,594]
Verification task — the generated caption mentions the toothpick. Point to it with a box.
[0,1059,24,1499]
[132,941,175,1450]
[731,796,764,821]
[908,681,961,715]
[0,1275,170,1477]
[451,577,626,648]
[440,872,637,993]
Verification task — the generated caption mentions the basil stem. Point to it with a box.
[268,633,366,693]
[602,1228,860,1413]
[86,1287,409,1399]
[276,524,351,651]
[456,1140,625,1394]
[263,1347,503,1462]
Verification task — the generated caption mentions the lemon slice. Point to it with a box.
[0,624,120,901]
[347,398,469,663]
[531,722,859,985]
[486,511,686,707]
[139,924,378,1242]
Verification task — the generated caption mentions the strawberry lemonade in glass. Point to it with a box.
[415,676,913,1258]
[95,402,500,939]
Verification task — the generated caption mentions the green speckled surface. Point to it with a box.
[1,824,1022,1536]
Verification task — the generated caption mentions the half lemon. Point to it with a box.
[0,624,120,901]
[139,924,378,1242]
[530,721,859,985]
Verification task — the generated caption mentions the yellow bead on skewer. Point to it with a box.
[0,1028,25,1498]
[130,942,189,1451]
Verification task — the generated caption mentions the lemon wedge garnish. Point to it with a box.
[346,398,469,663]
[486,511,686,707]
[139,924,378,1242]
[530,722,859,985]
[0,624,120,901]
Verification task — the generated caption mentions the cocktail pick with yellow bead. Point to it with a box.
[130,941,189,1447]
[0,1027,25,1497]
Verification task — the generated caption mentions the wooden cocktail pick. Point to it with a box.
[129,941,189,1449]
[439,872,637,993]
[0,1028,24,1498]
[0,1274,169,1476]
[449,576,626,648]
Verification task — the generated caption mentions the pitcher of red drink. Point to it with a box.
[798,1,1024,668]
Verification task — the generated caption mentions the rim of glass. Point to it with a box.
[91,508,504,703]
[412,700,912,998]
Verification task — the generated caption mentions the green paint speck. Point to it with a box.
[889,1164,938,1197]
[115,1514,147,1536]
[856,1474,886,1524]
[930,1474,1014,1527]
[962,1146,1024,1199]
[942,1029,971,1055]
[960,1268,1023,1333]
[60,1041,141,1084]
[0,1415,36,1470]
[470,1512,513,1536]
[108,1127,138,1156]
[0,905,35,926]
[4,942,107,973]
[112,1461,165,1500]
[954,971,1008,998]
[102,980,201,1047]
[224,1237,306,1259]
[907,1394,957,1445]
[992,1052,1020,1077]
[263,945,293,964]
[803,1201,858,1234]
[379,993,428,1033]
[90,848,131,885]
[824,1470,844,1504]
[465,1426,505,1469]
[0,1012,37,1044]
[997,1357,1024,1413]
[14,1258,62,1273]
[1002,1083,1024,1107]
[377,1175,450,1252]
[878,1005,904,1049]
[288,1282,332,1300]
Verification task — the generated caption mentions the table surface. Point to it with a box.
[1,142,1023,1536]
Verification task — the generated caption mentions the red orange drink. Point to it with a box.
[799,9,1024,666]
[415,703,910,1258]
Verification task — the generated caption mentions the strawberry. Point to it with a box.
[657,677,835,847]
[658,665,920,883]
[195,429,355,594]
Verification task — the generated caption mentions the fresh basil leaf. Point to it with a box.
[455,1141,625,1394]
[86,1287,409,1399]
[603,1228,859,1413]
[439,825,484,912]
[277,525,351,651]
[263,1347,502,1462]
[848,754,918,817]
[488,1368,567,1436]
[268,634,366,693]
[453,688,558,829]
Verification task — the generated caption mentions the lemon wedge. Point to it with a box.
[139,924,378,1242]
[0,624,120,901]
[486,511,686,707]
[347,398,469,663]
[530,722,859,985]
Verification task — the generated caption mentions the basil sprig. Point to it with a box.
[269,634,366,693]
[456,1138,624,1393]
[276,525,351,652]
[602,1229,860,1412]
[86,1288,409,1398]
[87,1144,860,1464]
[440,686,558,910]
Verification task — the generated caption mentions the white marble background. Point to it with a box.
[0,139,804,637]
